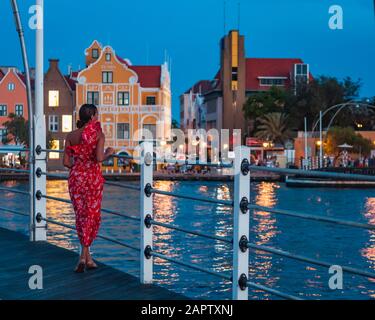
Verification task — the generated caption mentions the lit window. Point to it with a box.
[8,83,15,91]
[49,115,58,132]
[146,96,156,105]
[92,49,99,59]
[15,104,23,116]
[49,140,60,159]
[62,115,72,132]
[102,71,113,83]
[117,123,130,139]
[87,91,100,105]
[0,105,7,116]
[118,92,129,105]
[105,53,111,61]
[49,90,59,107]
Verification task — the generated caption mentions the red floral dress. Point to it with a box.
[67,120,105,247]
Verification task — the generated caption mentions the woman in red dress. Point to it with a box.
[63,104,114,272]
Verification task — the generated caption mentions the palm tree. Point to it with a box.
[255,112,293,146]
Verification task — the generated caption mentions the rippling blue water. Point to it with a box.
[0,179,374,300]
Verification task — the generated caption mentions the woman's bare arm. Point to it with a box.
[96,132,114,162]
[63,135,72,169]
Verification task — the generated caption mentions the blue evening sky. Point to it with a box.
[0,0,374,121]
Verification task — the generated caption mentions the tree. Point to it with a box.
[325,126,373,156]
[254,112,293,146]
[1,113,29,146]
[171,119,179,129]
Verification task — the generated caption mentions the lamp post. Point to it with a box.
[10,0,35,240]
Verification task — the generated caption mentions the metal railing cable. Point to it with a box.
[103,181,141,191]
[150,250,232,281]
[246,281,302,300]
[249,165,375,181]
[249,204,375,230]
[0,186,30,196]
[38,148,233,168]
[246,242,375,279]
[40,172,142,191]
[0,147,29,152]
[150,218,232,244]
[150,187,234,207]
[39,194,140,222]
[0,206,29,217]
[0,168,30,174]
[35,215,140,252]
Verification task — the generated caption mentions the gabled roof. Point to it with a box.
[128,65,161,88]
[64,75,77,91]
[184,80,218,95]
[246,58,304,91]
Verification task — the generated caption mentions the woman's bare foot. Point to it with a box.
[86,250,98,270]
[74,256,86,273]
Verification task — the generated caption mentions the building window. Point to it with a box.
[105,53,111,61]
[49,115,58,132]
[0,105,7,116]
[259,78,286,86]
[102,71,113,83]
[296,64,308,76]
[0,128,7,142]
[62,115,72,133]
[15,104,23,116]
[146,96,156,105]
[92,49,99,59]
[142,124,156,140]
[49,140,60,159]
[118,92,130,106]
[117,123,130,140]
[8,83,15,91]
[48,90,59,107]
[87,91,100,105]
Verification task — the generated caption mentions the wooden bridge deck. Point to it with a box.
[0,228,187,300]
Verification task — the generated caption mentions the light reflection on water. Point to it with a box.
[1,180,375,299]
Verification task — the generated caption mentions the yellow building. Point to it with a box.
[75,41,171,169]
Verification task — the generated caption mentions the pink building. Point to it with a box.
[0,67,29,145]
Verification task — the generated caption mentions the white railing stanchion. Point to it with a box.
[232,145,250,300]
[32,0,47,241]
[140,141,154,284]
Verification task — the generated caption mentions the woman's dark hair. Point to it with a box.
[77,104,98,128]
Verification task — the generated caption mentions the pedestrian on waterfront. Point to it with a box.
[63,104,115,273]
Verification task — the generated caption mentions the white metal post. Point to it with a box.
[319,110,323,168]
[304,117,308,170]
[33,0,47,241]
[232,145,250,300]
[140,141,154,284]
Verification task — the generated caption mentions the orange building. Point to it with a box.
[75,41,171,167]
[0,67,29,144]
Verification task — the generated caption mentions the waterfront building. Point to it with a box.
[180,30,311,144]
[0,67,30,166]
[44,59,76,171]
[75,41,172,170]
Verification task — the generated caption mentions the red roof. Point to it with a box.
[185,80,217,94]
[0,69,4,81]
[129,65,161,88]
[64,75,77,91]
[246,58,303,91]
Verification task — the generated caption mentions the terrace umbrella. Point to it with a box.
[338,143,353,149]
